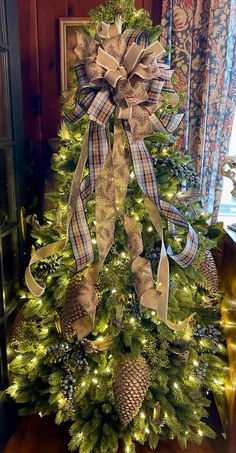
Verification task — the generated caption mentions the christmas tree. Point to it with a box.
[8,1,227,452]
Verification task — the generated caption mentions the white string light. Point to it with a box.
[42,328,48,334]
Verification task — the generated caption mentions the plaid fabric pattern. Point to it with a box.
[151,112,184,134]
[146,78,164,104]
[70,195,94,268]
[74,64,90,90]
[160,200,198,267]
[69,122,110,269]
[87,88,115,125]
[124,29,149,48]
[126,129,160,209]
[126,132,198,268]
[157,64,176,96]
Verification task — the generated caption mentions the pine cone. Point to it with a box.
[61,274,97,339]
[10,308,27,344]
[113,354,150,425]
[198,249,219,292]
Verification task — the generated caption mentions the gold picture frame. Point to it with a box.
[59,17,89,92]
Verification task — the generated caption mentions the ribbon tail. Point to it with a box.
[70,122,111,270]
[25,239,67,297]
[125,130,196,330]
[24,126,91,296]
[96,119,130,266]
[144,196,195,330]
[95,150,116,265]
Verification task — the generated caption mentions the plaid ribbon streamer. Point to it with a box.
[69,122,111,269]
[125,129,198,268]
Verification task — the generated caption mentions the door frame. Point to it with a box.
[0,0,25,449]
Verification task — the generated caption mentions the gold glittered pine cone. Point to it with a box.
[10,308,27,344]
[113,354,150,426]
[61,274,87,339]
[198,248,219,292]
[61,274,97,340]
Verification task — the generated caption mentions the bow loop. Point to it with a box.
[75,30,98,61]
[123,42,144,74]
[96,21,120,39]
[96,47,127,88]
[86,56,104,85]
[130,53,159,80]
[115,79,148,108]
[102,34,127,62]
[123,29,149,48]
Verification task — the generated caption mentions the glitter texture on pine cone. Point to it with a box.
[113,354,150,426]
[198,249,219,292]
[10,308,27,344]
[61,274,88,339]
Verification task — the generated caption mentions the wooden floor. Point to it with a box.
[4,415,227,453]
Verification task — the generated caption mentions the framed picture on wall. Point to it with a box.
[59,17,89,92]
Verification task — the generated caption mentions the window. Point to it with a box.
[218,112,236,226]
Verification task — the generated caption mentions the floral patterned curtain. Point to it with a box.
[161,0,236,221]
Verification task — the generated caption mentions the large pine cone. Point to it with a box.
[113,354,150,425]
[10,308,27,344]
[61,274,97,340]
[198,249,219,292]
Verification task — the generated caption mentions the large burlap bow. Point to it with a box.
[25,22,198,339]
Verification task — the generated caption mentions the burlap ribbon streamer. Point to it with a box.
[124,215,193,330]
[25,22,198,337]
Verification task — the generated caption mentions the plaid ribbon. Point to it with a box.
[63,28,198,272]
[125,129,198,268]
[69,122,111,269]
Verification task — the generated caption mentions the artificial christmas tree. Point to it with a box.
[8,2,227,452]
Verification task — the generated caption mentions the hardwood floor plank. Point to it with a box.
[4,415,227,453]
